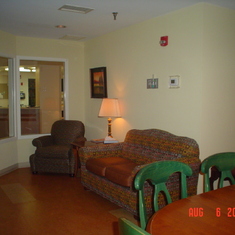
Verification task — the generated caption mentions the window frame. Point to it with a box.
[0,53,17,144]
[16,56,69,139]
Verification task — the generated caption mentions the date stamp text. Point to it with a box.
[189,207,235,217]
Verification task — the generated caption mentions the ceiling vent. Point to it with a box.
[59,35,86,41]
[58,5,94,14]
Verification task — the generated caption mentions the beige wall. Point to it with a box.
[200,4,235,189]
[84,4,204,141]
[0,30,16,55]
[200,4,235,157]
[16,36,85,121]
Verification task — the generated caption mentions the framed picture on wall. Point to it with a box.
[90,67,107,98]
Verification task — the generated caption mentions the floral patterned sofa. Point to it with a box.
[79,129,201,217]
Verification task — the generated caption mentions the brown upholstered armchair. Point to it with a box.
[29,120,86,176]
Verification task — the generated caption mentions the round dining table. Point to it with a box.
[146,185,235,234]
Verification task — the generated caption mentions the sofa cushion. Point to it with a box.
[105,162,138,187]
[86,157,132,177]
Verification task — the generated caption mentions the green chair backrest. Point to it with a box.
[118,218,150,235]
[201,152,235,192]
[134,160,193,230]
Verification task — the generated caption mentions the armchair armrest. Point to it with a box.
[72,137,87,147]
[32,135,53,147]
[79,142,124,165]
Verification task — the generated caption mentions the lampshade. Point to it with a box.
[98,98,121,117]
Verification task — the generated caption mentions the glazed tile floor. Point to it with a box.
[0,168,135,235]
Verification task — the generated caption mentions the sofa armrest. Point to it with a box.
[79,142,124,165]
[32,135,53,147]
[172,156,201,175]
[133,156,201,178]
[129,156,201,190]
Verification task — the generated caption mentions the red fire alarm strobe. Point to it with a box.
[160,36,168,46]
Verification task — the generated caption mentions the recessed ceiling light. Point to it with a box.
[58,4,94,14]
[56,25,67,28]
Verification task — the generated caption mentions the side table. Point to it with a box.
[71,141,101,176]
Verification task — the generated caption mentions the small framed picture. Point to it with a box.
[90,67,107,98]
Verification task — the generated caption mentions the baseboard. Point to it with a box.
[0,162,30,177]
[18,162,30,168]
[0,164,18,177]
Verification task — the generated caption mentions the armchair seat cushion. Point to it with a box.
[35,145,71,158]
[86,157,132,177]
[105,162,139,187]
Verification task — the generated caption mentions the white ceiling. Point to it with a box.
[0,0,235,41]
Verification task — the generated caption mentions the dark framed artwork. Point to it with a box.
[90,67,107,98]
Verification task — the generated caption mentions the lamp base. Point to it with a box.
[107,118,112,137]
[104,136,118,144]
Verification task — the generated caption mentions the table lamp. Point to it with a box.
[98,98,121,139]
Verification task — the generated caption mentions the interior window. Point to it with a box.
[0,56,14,140]
[19,60,65,135]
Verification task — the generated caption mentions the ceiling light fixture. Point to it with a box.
[18,67,36,72]
[58,5,94,14]
[56,25,67,28]
[112,12,118,20]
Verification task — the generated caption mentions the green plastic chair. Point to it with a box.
[134,160,193,230]
[201,152,235,192]
[118,218,150,235]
